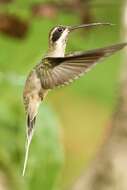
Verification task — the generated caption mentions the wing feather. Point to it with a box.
[36,43,127,89]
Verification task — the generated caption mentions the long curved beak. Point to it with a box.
[69,22,114,31]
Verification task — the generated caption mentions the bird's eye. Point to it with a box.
[52,27,65,42]
[57,28,63,32]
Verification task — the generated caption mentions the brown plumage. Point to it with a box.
[22,23,127,176]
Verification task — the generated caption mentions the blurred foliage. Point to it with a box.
[0,0,124,189]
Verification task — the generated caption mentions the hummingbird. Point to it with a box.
[22,22,127,176]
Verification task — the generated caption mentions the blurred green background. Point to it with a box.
[0,0,124,189]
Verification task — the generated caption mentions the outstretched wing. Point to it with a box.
[36,43,127,89]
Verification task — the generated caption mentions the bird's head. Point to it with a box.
[48,25,68,57]
[46,22,114,57]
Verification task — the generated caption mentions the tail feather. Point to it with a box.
[22,115,36,176]
[27,115,36,138]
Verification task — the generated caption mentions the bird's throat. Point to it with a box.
[46,43,66,57]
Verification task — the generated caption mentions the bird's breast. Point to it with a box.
[23,69,45,107]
